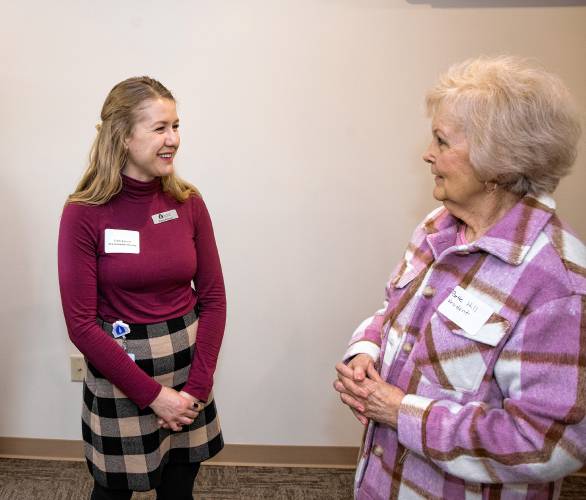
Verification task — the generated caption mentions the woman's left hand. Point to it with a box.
[157,391,203,429]
[335,363,406,428]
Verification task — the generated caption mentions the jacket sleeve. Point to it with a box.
[342,218,432,364]
[58,203,162,409]
[396,294,586,483]
[342,283,390,363]
[181,196,227,402]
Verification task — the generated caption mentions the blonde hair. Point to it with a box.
[426,56,581,196]
[68,76,199,205]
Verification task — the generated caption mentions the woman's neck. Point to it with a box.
[446,189,522,242]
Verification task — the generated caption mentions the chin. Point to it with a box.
[432,188,446,202]
[157,165,175,177]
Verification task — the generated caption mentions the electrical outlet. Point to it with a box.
[70,354,86,382]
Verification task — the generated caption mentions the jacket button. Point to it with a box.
[372,444,384,457]
[402,342,413,353]
[422,285,435,298]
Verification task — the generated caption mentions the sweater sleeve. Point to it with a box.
[58,203,162,409]
[181,196,226,401]
[396,294,586,483]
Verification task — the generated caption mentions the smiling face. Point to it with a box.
[422,109,485,212]
[123,98,180,182]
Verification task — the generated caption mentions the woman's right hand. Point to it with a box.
[334,353,377,425]
[149,386,199,431]
[346,353,376,382]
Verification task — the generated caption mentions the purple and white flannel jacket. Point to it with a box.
[345,194,586,500]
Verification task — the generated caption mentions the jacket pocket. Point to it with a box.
[412,309,511,393]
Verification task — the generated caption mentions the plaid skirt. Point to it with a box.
[81,308,223,491]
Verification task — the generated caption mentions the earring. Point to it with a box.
[485,181,498,194]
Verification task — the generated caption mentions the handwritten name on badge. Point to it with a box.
[104,229,140,254]
[151,209,178,224]
[438,286,493,336]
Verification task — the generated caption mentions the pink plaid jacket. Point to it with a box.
[345,194,586,499]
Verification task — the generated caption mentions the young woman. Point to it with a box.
[58,77,226,500]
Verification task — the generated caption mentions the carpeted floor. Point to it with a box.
[0,458,585,499]
[0,459,352,499]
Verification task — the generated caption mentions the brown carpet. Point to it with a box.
[0,458,584,499]
[0,459,352,499]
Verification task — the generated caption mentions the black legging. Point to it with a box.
[90,462,201,500]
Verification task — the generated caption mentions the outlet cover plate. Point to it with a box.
[70,354,86,382]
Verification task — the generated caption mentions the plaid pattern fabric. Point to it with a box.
[345,194,586,500]
[82,309,223,491]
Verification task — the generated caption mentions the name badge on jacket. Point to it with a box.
[104,229,140,254]
[438,286,497,344]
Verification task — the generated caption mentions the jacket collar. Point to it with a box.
[425,194,556,266]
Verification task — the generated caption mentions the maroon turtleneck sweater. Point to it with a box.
[58,175,226,408]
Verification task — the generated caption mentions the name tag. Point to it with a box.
[438,286,493,337]
[152,209,179,224]
[104,229,140,254]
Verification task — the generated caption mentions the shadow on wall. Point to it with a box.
[407,0,586,7]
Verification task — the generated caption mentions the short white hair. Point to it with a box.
[426,56,581,195]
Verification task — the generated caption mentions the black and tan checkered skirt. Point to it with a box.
[81,309,223,491]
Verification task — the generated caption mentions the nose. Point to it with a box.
[165,128,179,147]
[422,141,434,164]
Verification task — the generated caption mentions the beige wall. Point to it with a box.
[1,0,585,446]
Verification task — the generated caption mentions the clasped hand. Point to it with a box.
[333,354,405,428]
[149,386,202,432]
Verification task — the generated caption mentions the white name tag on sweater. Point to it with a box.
[104,229,140,254]
[438,286,493,337]
[151,209,179,224]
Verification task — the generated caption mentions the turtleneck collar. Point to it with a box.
[120,174,161,202]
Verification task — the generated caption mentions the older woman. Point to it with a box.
[334,56,585,499]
